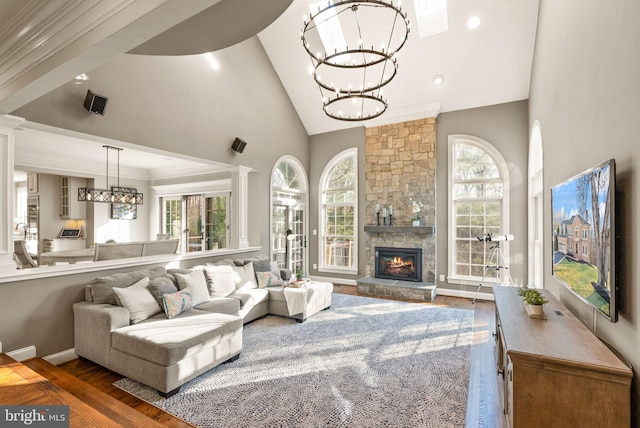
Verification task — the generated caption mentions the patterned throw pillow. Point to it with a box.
[162,290,193,319]
[256,271,284,288]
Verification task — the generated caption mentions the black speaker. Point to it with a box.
[231,137,247,153]
[84,90,108,115]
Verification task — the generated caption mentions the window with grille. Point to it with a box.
[448,135,509,283]
[319,148,357,273]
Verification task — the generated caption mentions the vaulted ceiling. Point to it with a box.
[1,0,539,173]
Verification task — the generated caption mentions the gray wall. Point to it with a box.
[308,127,366,281]
[436,100,530,293]
[530,1,640,424]
[12,36,310,249]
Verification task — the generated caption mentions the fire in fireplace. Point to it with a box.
[375,247,422,282]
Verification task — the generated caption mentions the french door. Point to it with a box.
[272,204,306,274]
[163,193,229,253]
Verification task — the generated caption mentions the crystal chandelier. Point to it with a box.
[301,0,410,121]
[78,145,143,205]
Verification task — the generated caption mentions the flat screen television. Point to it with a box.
[551,159,616,322]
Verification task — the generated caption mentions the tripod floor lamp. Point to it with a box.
[472,233,514,304]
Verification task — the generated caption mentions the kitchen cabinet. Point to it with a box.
[60,176,86,219]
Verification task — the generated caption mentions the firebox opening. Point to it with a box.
[375,247,422,282]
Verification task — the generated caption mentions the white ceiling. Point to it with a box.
[259,0,540,135]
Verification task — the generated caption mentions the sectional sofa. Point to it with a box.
[73,256,333,396]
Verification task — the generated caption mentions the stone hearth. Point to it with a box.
[356,277,437,302]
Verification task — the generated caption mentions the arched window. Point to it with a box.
[319,148,357,273]
[528,121,543,287]
[271,156,308,274]
[448,135,509,283]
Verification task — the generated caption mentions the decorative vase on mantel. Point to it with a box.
[413,220,420,226]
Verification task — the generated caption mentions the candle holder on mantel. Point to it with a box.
[389,214,393,226]
[376,212,380,226]
[383,215,387,226]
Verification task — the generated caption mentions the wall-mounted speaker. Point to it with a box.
[231,137,247,153]
[84,90,108,115]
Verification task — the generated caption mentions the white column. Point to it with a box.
[0,115,25,274]
[229,166,252,249]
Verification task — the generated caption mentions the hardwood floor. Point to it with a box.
[23,285,502,427]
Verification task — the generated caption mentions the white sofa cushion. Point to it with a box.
[203,264,238,297]
[175,269,210,305]
[232,262,258,290]
[112,277,162,324]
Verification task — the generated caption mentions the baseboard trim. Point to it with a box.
[44,348,77,365]
[437,288,495,301]
[7,345,36,361]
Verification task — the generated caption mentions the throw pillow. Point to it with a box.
[203,264,237,297]
[232,262,258,290]
[148,275,179,306]
[175,269,210,306]
[112,277,162,324]
[162,290,193,319]
[256,271,284,288]
[252,259,273,273]
[90,266,166,305]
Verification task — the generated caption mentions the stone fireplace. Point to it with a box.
[357,118,437,301]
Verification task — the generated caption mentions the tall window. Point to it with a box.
[528,121,544,287]
[271,157,308,274]
[448,135,508,283]
[319,148,357,273]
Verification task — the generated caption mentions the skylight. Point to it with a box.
[308,0,350,64]
[413,0,449,39]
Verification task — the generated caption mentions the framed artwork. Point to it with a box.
[111,187,138,220]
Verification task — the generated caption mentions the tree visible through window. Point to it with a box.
[449,136,508,282]
[320,149,357,271]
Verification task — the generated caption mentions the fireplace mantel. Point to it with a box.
[364,225,434,234]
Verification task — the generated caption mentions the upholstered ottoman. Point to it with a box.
[268,281,333,322]
[109,310,243,396]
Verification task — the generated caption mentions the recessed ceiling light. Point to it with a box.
[467,16,480,29]
[74,73,90,84]
[433,75,444,85]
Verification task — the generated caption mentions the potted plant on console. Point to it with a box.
[518,286,548,318]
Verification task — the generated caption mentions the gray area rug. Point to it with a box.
[114,293,474,427]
